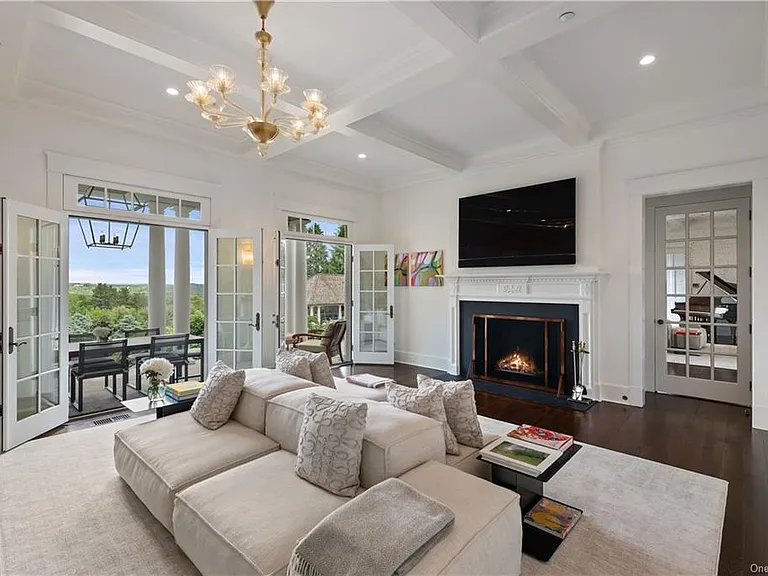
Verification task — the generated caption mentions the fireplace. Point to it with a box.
[471,314,566,394]
[459,300,580,398]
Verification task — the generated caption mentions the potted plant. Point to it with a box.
[139,357,175,403]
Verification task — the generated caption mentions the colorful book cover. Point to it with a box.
[166,382,203,396]
[523,498,582,539]
[507,424,573,451]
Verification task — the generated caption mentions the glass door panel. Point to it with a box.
[353,245,394,364]
[2,200,68,451]
[655,198,750,405]
[208,231,262,371]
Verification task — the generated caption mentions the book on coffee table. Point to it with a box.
[523,497,582,539]
[507,424,574,451]
[345,374,394,388]
[479,437,562,477]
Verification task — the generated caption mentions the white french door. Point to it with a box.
[207,230,263,371]
[654,199,751,405]
[352,245,394,364]
[2,199,69,451]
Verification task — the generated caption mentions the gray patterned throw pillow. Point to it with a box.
[385,382,460,455]
[276,349,313,382]
[291,349,336,389]
[417,375,484,449]
[295,393,368,497]
[190,360,245,430]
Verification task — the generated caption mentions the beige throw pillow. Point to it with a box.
[385,382,460,455]
[295,393,368,497]
[190,360,246,430]
[292,349,336,389]
[417,375,484,449]
[276,349,313,382]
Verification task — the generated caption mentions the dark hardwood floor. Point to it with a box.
[336,363,768,576]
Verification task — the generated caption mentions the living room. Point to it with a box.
[1,2,767,575]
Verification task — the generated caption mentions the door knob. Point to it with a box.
[656,319,665,325]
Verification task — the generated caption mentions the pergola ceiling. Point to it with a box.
[1,1,767,192]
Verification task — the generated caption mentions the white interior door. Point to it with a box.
[352,245,394,364]
[2,199,68,451]
[208,230,263,371]
[654,199,751,405]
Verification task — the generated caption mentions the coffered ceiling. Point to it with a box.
[1,1,767,192]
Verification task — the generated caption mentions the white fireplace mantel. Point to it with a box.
[443,270,606,400]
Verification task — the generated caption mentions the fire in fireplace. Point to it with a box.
[496,348,542,377]
[470,313,566,394]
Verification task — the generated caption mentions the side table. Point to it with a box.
[121,396,196,418]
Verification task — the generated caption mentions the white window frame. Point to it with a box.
[64,175,211,229]
[282,211,353,245]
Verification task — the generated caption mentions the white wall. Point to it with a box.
[380,108,768,430]
[0,102,381,366]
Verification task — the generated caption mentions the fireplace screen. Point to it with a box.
[471,314,566,394]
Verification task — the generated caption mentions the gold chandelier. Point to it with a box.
[184,0,329,157]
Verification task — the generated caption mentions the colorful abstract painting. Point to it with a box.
[410,251,444,287]
[394,253,409,287]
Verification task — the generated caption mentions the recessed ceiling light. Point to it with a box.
[639,54,656,67]
[165,87,179,96]
[357,153,367,159]
[559,11,575,23]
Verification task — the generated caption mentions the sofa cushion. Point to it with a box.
[190,360,245,430]
[445,433,499,479]
[295,394,368,497]
[291,349,336,389]
[266,387,446,488]
[398,460,522,575]
[173,450,349,576]
[276,349,313,381]
[417,375,485,449]
[113,412,279,532]
[386,382,460,456]
[231,368,317,433]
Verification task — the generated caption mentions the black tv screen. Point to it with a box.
[458,178,576,268]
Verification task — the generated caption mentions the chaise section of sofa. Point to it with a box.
[114,413,279,532]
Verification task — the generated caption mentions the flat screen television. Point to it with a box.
[458,178,576,268]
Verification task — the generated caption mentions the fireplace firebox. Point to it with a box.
[470,314,567,395]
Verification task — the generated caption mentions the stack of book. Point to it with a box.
[523,497,582,540]
[345,374,395,388]
[165,381,203,402]
[479,424,574,477]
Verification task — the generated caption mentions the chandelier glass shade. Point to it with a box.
[184,0,329,157]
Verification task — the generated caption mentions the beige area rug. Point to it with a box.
[0,419,727,576]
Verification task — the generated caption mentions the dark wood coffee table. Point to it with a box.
[479,443,582,562]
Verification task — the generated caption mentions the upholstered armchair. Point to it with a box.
[290,320,347,364]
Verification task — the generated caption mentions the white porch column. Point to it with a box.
[174,228,191,333]
[286,241,307,335]
[148,225,166,332]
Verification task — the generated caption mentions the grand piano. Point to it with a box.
[671,271,737,344]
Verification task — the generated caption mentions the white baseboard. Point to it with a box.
[753,404,768,431]
[394,351,450,373]
[599,382,645,407]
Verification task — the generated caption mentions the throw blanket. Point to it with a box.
[287,478,455,576]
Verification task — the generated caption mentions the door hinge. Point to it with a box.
[351,344,354,351]
[749,267,752,278]
[749,324,752,335]
[750,381,753,391]
[275,259,279,267]
[749,209,752,221]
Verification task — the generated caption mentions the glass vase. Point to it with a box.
[147,381,166,403]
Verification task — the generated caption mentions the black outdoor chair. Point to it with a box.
[70,340,129,412]
[135,333,191,387]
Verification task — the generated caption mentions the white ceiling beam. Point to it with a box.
[350,116,465,172]
[0,3,34,101]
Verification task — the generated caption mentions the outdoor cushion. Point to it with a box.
[294,341,326,354]
[398,460,522,575]
[114,412,278,532]
[173,450,349,576]
[266,387,445,488]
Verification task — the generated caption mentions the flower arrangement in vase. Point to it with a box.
[140,357,175,403]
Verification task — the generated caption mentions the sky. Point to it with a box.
[69,219,205,284]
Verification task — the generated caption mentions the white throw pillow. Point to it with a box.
[417,374,484,449]
[385,382,460,455]
[291,349,336,389]
[276,349,313,382]
[190,360,245,430]
[295,393,368,497]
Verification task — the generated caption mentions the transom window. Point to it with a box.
[287,215,349,239]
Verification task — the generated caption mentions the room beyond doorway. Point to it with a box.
[68,216,206,417]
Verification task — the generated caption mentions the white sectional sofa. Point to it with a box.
[114,368,522,576]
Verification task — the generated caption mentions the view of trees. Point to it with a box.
[306,223,348,278]
[69,283,205,337]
